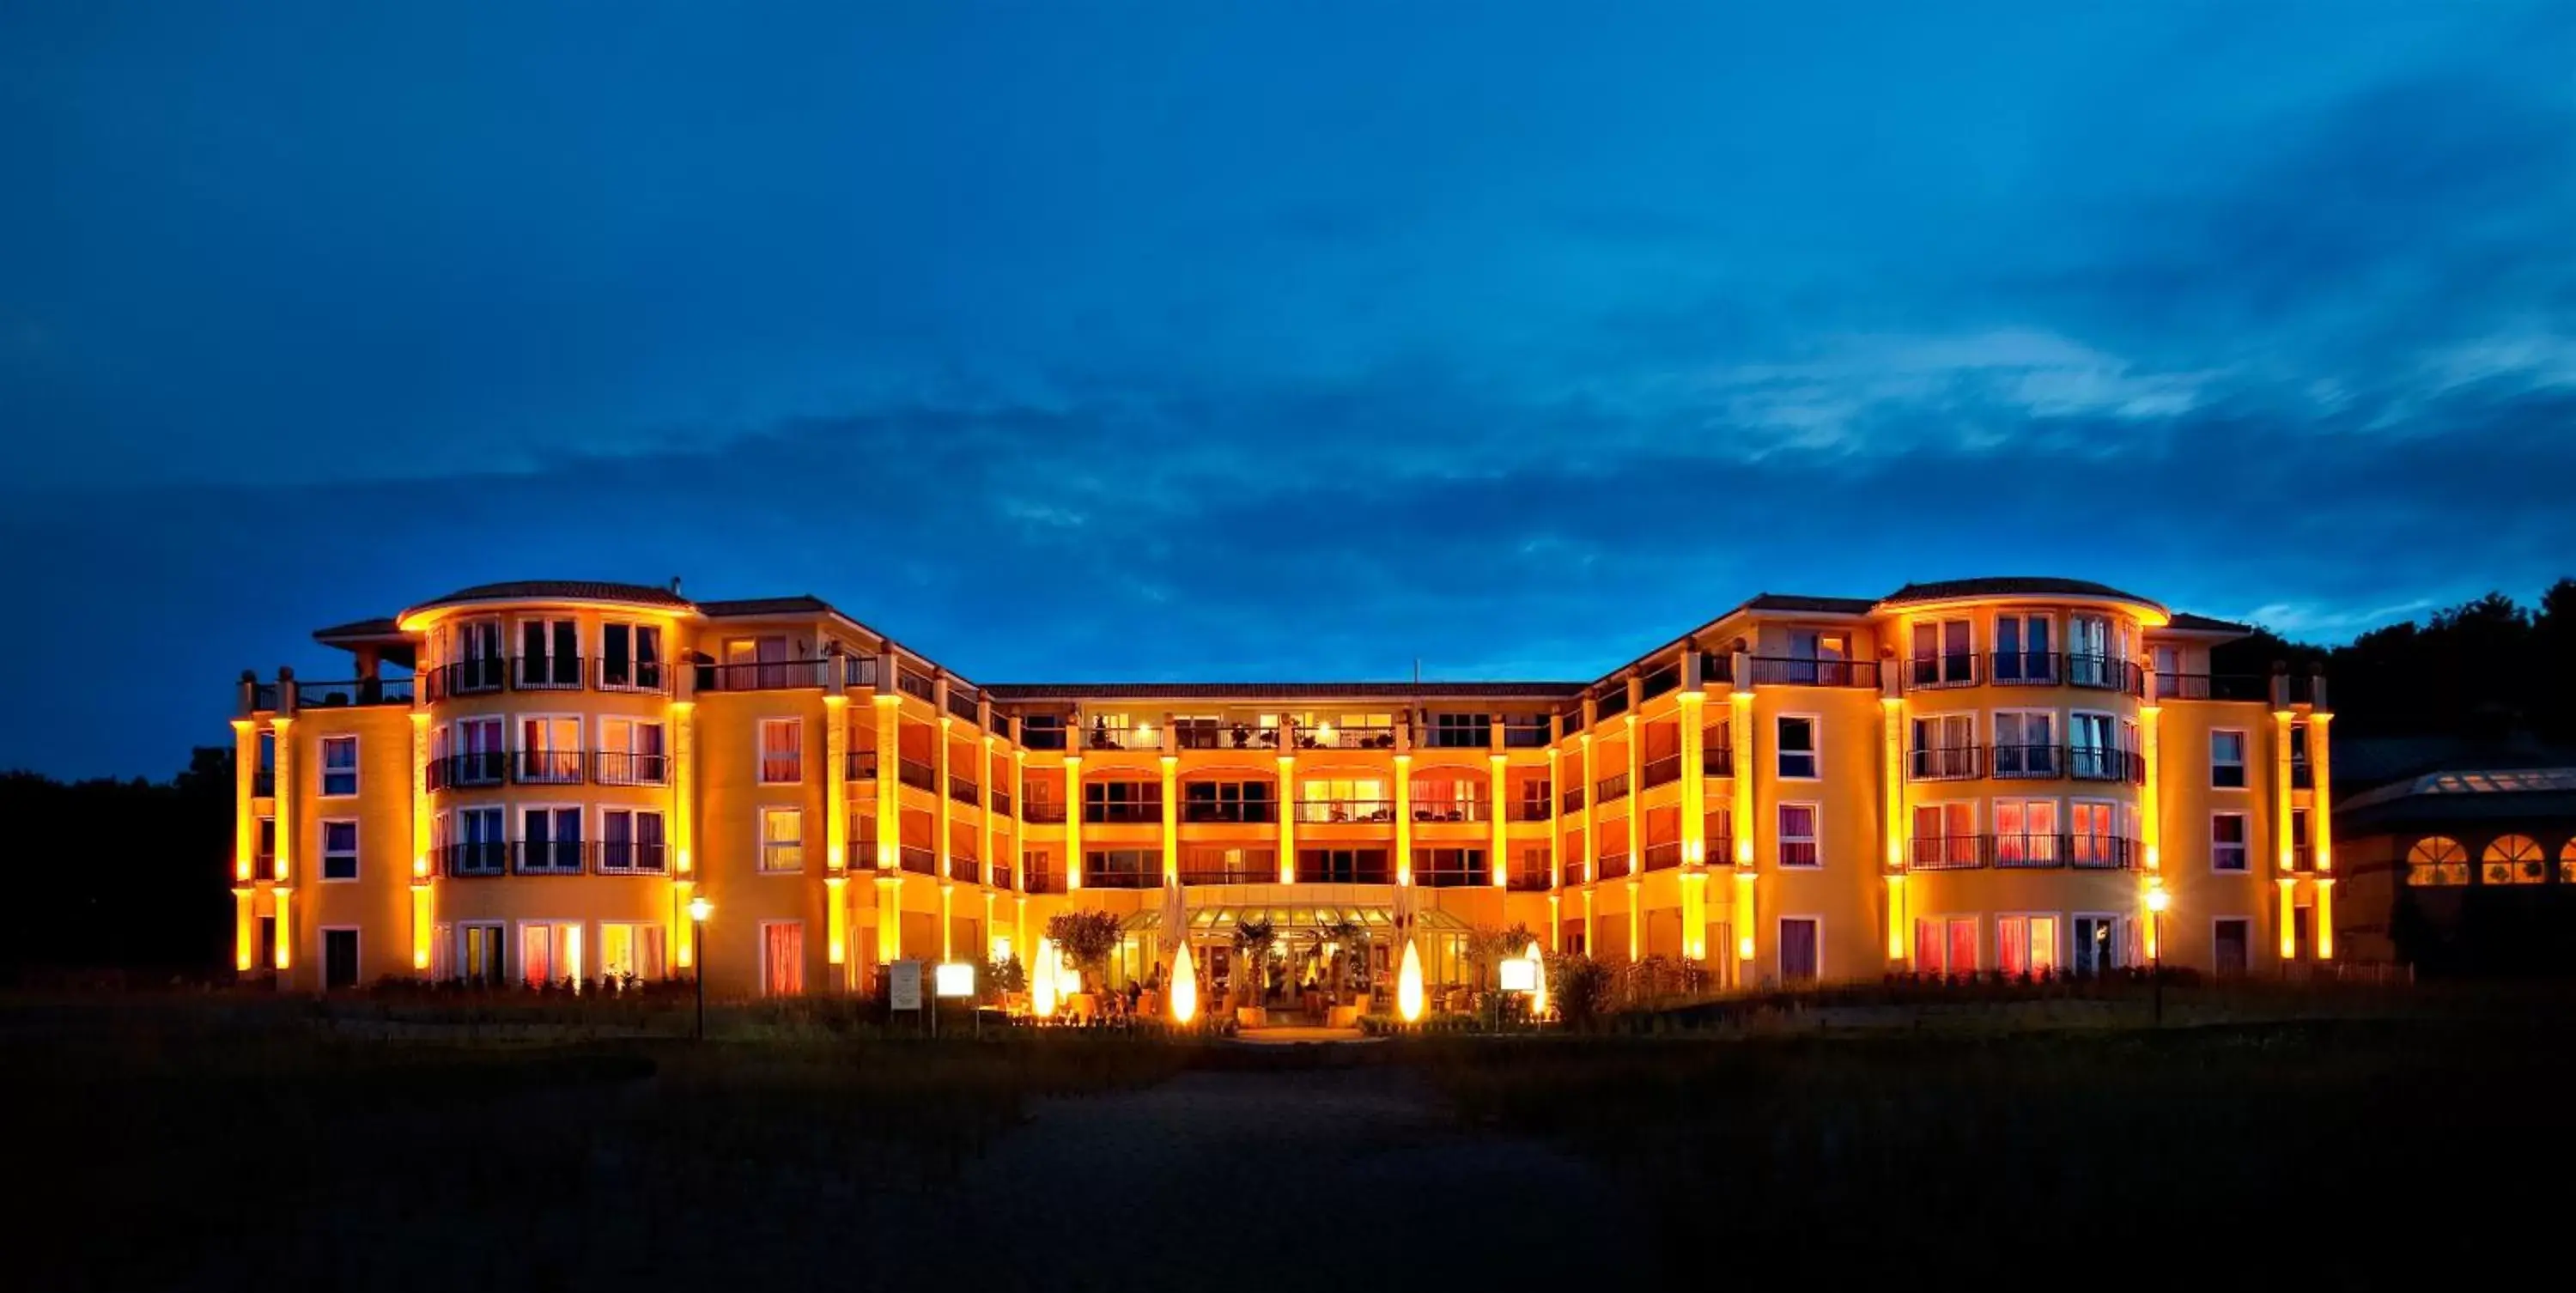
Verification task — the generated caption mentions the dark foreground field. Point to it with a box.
[12,989,2572,1290]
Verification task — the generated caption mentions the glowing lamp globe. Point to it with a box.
[1524,939,1549,1019]
[1170,942,1198,1025]
[1396,938,1425,1023]
[2146,887,2172,915]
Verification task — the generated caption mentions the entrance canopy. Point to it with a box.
[1117,904,1472,936]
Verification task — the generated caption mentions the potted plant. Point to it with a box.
[1230,918,1276,1027]
[1046,910,1124,1012]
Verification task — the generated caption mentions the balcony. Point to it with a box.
[1022,725,1068,751]
[990,786,1013,818]
[1704,746,1735,777]
[2155,673,2269,702]
[1747,657,1880,688]
[844,656,882,689]
[512,656,587,692]
[1909,745,1982,781]
[1640,841,1682,872]
[1422,721,1492,750]
[949,775,981,807]
[1916,835,2139,871]
[1177,723,1282,751]
[1085,800,1163,825]
[1639,664,1680,702]
[1082,856,1160,889]
[899,845,938,877]
[1986,651,2059,687]
[1639,754,1681,790]
[992,863,1015,890]
[295,677,416,707]
[846,750,879,782]
[1293,856,1394,884]
[1907,835,1988,871]
[427,752,507,791]
[1025,865,1065,895]
[1697,652,1735,686]
[1905,654,1981,692]
[1413,855,1487,888]
[1509,798,1552,823]
[598,841,669,875]
[1181,860,1277,886]
[699,659,831,692]
[1501,719,1552,749]
[1597,850,1632,880]
[897,758,938,792]
[591,751,669,786]
[438,842,508,877]
[2068,748,2147,784]
[1595,772,1630,804]
[1024,801,1068,824]
[1992,835,2068,870]
[1507,864,1552,892]
[1411,802,1487,823]
[593,659,670,694]
[948,855,981,883]
[2071,836,2141,870]
[1595,689,1628,720]
[512,750,586,786]
[425,659,506,701]
[946,689,981,725]
[251,682,283,712]
[897,669,937,704]
[1561,785,1585,815]
[1294,723,1399,750]
[2066,654,2146,695]
[511,840,587,876]
[1182,800,1278,824]
[1295,799,1393,824]
[1079,725,1162,751]
[1988,744,2064,780]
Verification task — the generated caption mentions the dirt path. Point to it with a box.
[890,1053,1659,1291]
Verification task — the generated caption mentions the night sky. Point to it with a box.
[6,4,2574,777]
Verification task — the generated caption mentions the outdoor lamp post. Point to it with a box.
[688,895,714,1041]
[2144,887,2169,1028]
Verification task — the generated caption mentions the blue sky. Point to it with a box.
[5,3,2574,776]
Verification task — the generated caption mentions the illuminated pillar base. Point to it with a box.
[271,889,292,972]
[1884,874,1907,963]
[826,875,849,971]
[1679,871,1707,962]
[2315,879,2336,960]
[234,888,256,972]
[674,880,697,970]
[410,882,434,973]
[2276,877,2299,962]
[1733,869,1756,962]
[877,874,904,962]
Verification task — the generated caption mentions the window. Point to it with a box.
[455,715,505,785]
[257,815,276,864]
[519,921,581,986]
[1296,778,1387,823]
[322,928,361,991]
[1914,916,1978,974]
[1993,613,2055,683]
[2405,836,2470,887]
[1911,803,1976,868]
[456,921,506,983]
[518,715,581,783]
[2071,915,2126,974]
[1183,780,1277,823]
[520,806,582,873]
[1429,713,1492,749]
[1994,799,2059,865]
[759,718,803,783]
[762,923,805,995]
[2210,730,2248,788]
[1909,713,1976,780]
[1992,711,2057,777]
[1909,618,1975,688]
[601,809,666,873]
[1296,847,1390,883]
[2067,614,2121,686]
[452,617,505,691]
[2482,835,2546,885]
[760,807,804,873]
[516,617,581,688]
[320,820,359,882]
[2069,712,2122,780]
[1778,918,1821,985]
[1089,779,1169,823]
[600,622,664,690]
[1518,779,1552,821]
[2152,645,2180,683]
[1408,779,1484,823]
[1776,716,1818,779]
[1777,803,1820,868]
[598,718,667,785]
[1996,915,2059,975]
[454,805,505,874]
[1787,630,1850,684]
[2069,801,2133,867]
[319,735,359,797]
[2212,918,2251,977]
[598,922,667,983]
[2210,812,2248,872]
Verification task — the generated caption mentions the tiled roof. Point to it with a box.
[982,681,1588,701]
[410,580,694,611]
[2166,610,2252,633]
[699,596,835,617]
[310,616,402,640]
[1880,577,2161,609]
[1737,593,1878,616]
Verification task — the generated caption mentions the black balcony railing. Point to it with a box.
[427,751,507,791]
[251,682,283,712]
[427,659,507,701]
[1698,652,1735,686]
[512,656,586,691]
[899,846,938,877]
[992,863,1015,890]
[897,758,938,792]
[1508,865,1552,892]
[844,656,882,689]
[1181,862,1279,886]
[2154,672,2270,701]
[1081,725,1162,751]
[1748,657,1881,688]
[1986,651,2059,686]
[592,751,669,786]
[1502,719,1552,749]
[1413,856,1487,888]
[594,659,669,693]
[699,659,831,692]
[945,689,981,725]
[990,787,1013,817]
[1024,802,1067,824]
[2066,654,2146,695]
[1025,865,1065,895]
[295,677,416,707]
[1988,744,2064,780]
[511,840,588,875]
[438,841,509,877]
[1911,834,2140,871]
[1640,665,1680,702]
[1908,835,1988,871]
[598,841,670,874]
[1085,800,1163,825]
[1411,801,1487,824]
[1907,654,1981,691]
[1704,745,1735,777]
[1423,722,1492,750]
[897,669,937,703]
[1595,689,1630,720]
[1990,834,2068,869]
[846,750,880,781]
[1182,800,1279,824]
[1640,754,1681,790]
[2068,748,2148,784]
[512,750,586,786]
[2070,836,2141,871]
[1022,725,1068,751]
[1909,745,1982,781]
[1561,785,1586,815]
[1510,798,1552,823]
[949,775,980,807]
[1293,856,1394,884]
[1294,799,1393,824]
[1081,856,1160,889]
[1597,851,1633,880]
[948,854,981,883]
[1595,772,1631,803]
[1295,724,1399,750]
[1641,841,1682,872]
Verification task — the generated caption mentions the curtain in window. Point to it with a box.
[763,924,805,996]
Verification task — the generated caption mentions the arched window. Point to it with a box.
[2561,839,2576,885]
[2406,836,2469,887]
[2482,835,2545,885]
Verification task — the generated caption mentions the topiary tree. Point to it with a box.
[1231,918,1277,1004]
[1046,910,1125,993]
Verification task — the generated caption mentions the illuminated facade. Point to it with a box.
[232,576,2333,995]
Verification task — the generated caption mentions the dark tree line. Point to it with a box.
[3,579,2569,978]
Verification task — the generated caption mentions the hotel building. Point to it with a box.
[228,576,2333,997]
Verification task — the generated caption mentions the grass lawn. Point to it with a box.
[1408,987,2576,1280]
[9,994,1185,1291]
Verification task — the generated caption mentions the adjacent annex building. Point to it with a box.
[228,576,2336,995]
